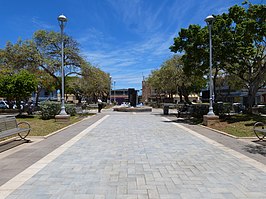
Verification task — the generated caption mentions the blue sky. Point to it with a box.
[1,0,265,90]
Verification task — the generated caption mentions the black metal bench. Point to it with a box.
[253,122,266,140]
[0,116,31,140]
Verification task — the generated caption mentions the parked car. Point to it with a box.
[232,103,245,113]
[12,101,36,115]
[0,101,9,109]
[12,101,23,109]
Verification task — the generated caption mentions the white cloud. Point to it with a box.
[82,30,176,89]
[84,31,172,67]
[32,17,54,30]
[80,0,234,89]
[106,0,166,35]
[77,28,104,43]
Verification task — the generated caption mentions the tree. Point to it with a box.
[65,76,83,103]
[170,2,266,110]
[147,56,205,103]
[80,63,110,102]
[33,30,85,98]
[0,70,37,107]
[147,69,164,103]
[65,62,111,103]
[0,39,57,105]
[0,40,41,74]
[147,57,181,103]
[221,3,266,110]
[169,24,224,102]
[215,72,246,102]
[0,30,86,105]
[0,30,112,105]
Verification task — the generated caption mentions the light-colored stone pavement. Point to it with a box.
[1,111,266,199]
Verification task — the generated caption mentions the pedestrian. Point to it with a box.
[97,99,103,113]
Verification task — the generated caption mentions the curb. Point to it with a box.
[198,124,238,139]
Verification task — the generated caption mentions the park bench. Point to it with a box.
[0,115,31,141]
[253,122,266,140]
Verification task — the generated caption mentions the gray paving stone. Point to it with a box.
[1,111,265,198]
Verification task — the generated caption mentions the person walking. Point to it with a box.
[97,99,103,113]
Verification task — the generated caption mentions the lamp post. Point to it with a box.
[205,15,215,115]
[109,76,112,104]
[55,14,70,122]
[113,80,116,103]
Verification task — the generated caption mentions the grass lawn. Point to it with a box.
[209,114,266,137]
[16,114,94,137]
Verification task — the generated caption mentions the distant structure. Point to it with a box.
[109,88,139,106]
[143,79,266,106]
[201,87,266,106]
[142,80,151,104]
[128,88,137,107]
[110,89,128,104]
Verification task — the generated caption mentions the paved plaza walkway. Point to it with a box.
[0,110,265,198]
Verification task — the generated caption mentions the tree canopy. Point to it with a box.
[170,2,266,109]
[80,64,110,102]
[147,55,205,103]
[0,70,37,104]
[0,29,110,104]
[33,30,85,96]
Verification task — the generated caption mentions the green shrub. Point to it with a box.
[39,101,61,120]
[65,104,76,116]
[189,102,231,118]
[213,102,232,116]
[40,101,77,119]
[190,104,209,118]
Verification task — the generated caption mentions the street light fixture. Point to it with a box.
[205,15,215,115]
[55,14,70,122]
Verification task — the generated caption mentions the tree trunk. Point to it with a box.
[180,83,191,104]
[245,66,264,113]
[184,94,190,104]
[178,87,183,103]
[247,84,259,114]
[213,68,219,103]
[35,87,42,107]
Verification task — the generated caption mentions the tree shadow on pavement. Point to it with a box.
[161,114,200,125]
[243,141,266,156]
